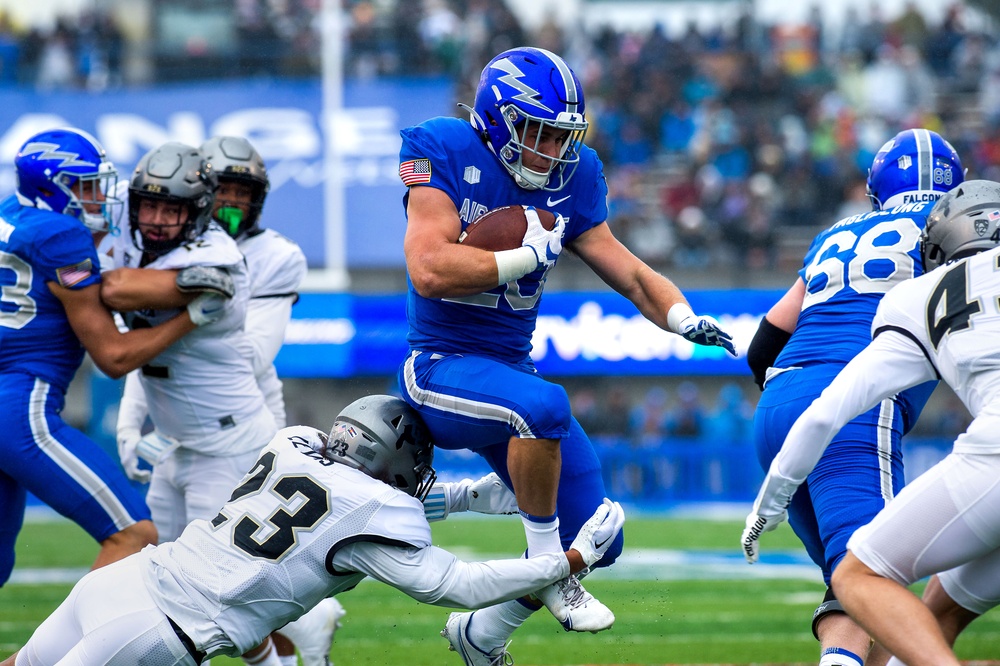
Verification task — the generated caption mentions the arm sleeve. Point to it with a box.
[333,541,569,609]
[747,317,792,391]
[243,295,295,377]
[422,479,471,522]
[771,329,937,484]
[116,370,148,437]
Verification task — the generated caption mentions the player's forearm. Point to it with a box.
[101,267,190,311]
[406,243,509,298]
[354,544,570,608]
[773,346,903,482]
[94,314,195,378]
[117,371,148,435]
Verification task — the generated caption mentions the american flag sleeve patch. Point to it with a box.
[56,258,95,288]
[399,158,432,186]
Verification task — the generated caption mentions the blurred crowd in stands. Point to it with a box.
[3,1,997,273]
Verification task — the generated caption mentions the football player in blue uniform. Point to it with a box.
[396,46,736,665]
[745,128,964,666]
[0,128,224,587]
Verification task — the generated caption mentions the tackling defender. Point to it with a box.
[397,46,735,664]
[0,128,220,588]
[4,395,625,666]
[743,180,1000,666]
[744,129,964,666]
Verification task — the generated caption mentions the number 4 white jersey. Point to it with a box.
[870,245,1000,454]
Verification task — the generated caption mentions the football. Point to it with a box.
[458,205,556,252]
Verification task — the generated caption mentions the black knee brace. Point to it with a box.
[811,587,847,640]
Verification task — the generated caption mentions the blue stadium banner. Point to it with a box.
[0,78,454,268]
[277,289,784,377]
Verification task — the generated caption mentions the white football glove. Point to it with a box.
[422,473,519,522]
[741,469,799,564]
[570,498,625,567]
[187,291,228,326]
[135,430,181,466]
[467,473,519,515]
[116,427,150,483]
[521,207,566,271]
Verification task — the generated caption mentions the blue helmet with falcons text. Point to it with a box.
[866,128,964,211]
[14,128,121,233]
[464,47,588,192]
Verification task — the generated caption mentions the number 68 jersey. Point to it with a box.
[776,201,937,370]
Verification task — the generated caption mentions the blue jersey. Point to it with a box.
[0,195,101,394]
[399,117,609,362]
[774,200,938,427]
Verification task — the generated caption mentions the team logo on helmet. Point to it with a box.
[20,142,95,169]
[975,218,989,237]
[491,58,552,113]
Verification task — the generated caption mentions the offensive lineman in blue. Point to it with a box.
[0,128,222,587]
[397,47,736,665]
[744,129,965,666]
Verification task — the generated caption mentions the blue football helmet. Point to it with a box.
[463,47,588,192]
[128,142,217,257]
[866,128,964,211]
[14,128,121,233]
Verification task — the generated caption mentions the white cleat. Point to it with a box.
[442,611,513,666]
[276,597,347,666]
[534,572,614,632]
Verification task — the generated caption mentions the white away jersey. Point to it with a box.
[142,426,432,656]
[237,228,307,426]
[104,224,273,452]
[238,228,307,298]
[141,426,570,658]
[870,246,1000,453]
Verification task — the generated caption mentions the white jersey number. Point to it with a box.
[212,451,330,562]
[802,217,922,311]
[0,250,36,329]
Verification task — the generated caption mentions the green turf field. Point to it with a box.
[3,515,999,664]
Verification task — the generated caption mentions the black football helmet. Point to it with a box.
[128,142,217,257]
[200,135,269,238]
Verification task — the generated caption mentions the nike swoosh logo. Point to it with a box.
[595,535,611,549]
[546,195,571,206]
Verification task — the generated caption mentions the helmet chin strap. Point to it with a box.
[514,167,548,190]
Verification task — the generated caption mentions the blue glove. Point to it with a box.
[679,314,737,356]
